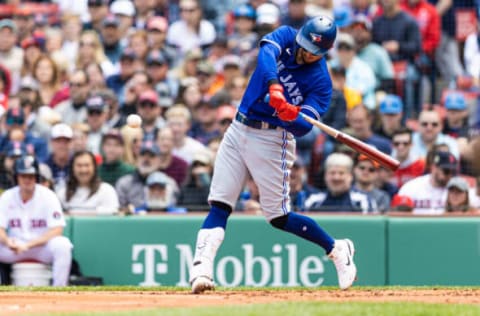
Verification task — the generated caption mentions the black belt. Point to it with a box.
[235,112,278,130]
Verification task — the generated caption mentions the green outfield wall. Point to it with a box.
[65,215,480,286]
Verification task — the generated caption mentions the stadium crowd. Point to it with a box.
[0,0,478,216]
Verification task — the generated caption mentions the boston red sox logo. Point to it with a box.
[310,33,322,43]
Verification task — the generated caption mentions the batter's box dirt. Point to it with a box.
[1,289,479,315]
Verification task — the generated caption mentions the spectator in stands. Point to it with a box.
[290,157,318,212]
[128,30,149,63]
[177,150,213,211]
[215,105,236,138]
[228,3,258,57]
[120,124,143,165]
[96,89,125,129]
[196,60,222,100]
[156,126,189,187]
[411,109,459,159]
[60,14,82,65]
[351,0,381,19]
[351,14,394,92]
[106,48,137,105]
[110,0,136,41]
[333,5,354,32]
[305,153,374,213]
[100,14,123,65]
[55,69,89,125]
[46,123,73,192]
[236,172,261,213]
[0,107,48,162]
[86,0,110,32]
[57,150,119,215]
[442,92,469,139]
[165,104,209,164]
[0,20,22,94]
[391,127,426,188]
[136,90,165,142]
[70,123,90,154]
[134,171,179,213]
[281,0,309,29]
[145,50,177,105]
[445,176,475,213]
[190,98,221,145]
[390,194,414,212]
[353,154,390,213]
[20,36,43,78]
[464,20,480,86]
[225,75,247,107]
[329,33,376,109]
[116,140,162,211]
[372,0,421,118]
[172,48,203,81]
[167,0,216,57]
[16,92,49,142]
[347,104,392,155]
[85,95,109,155]
[77,30,115,78]
[38,163,54,190]
[85,62,106,93]
[255,3,282,38]
[132,0,156,29]
[146,16,176,66]
[98,129,135,187]
[401,0,441,105]
[329,64,362,111]
[398,151,457,214]
[33,55,65,108]
[375,94,403,140]
[0,141,26,192]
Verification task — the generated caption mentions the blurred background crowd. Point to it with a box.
[0,0,478,215]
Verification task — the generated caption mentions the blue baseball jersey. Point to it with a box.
[238,26,333,137]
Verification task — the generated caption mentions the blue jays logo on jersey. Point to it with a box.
[310,33,322,43]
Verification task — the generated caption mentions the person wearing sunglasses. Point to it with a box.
[391,127,425,188]
[398,151,458,215]
[411,109,460,160]
[353,154,390,213]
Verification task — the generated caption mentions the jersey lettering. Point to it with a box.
[31,219,47,228]
[9,219,21,228]
[278,70,304,105]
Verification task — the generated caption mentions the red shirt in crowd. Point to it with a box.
[400,0,441,57]
[392,157,426,188]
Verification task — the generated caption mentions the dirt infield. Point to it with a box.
[1,288,480,315]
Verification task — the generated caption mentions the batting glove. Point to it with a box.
[268,84,286,110]
[277,103,300,121]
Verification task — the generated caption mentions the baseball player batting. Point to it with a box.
[190,16,357,294]
[0,156,72,286]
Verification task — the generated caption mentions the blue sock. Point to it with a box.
[202,205,231,229]
[283,212,335,253]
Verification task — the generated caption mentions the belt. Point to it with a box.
[235,112,278,130]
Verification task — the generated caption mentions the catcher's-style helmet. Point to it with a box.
[296,16,337,56]
[14,155,40,182]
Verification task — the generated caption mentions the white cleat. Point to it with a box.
[328,239,357,290]
[191,276,215,294]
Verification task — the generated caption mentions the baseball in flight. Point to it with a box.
[127,114,142,128]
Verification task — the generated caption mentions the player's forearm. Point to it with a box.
[26,227,63,249]
[435,0,452,16]
[0,229,8,245]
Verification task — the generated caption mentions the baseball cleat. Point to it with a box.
[328,239,357,290]
[191,276,215,294]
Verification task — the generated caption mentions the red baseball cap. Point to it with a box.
[147,16,168,32]
[391,194,414,211]
[139,90,159,105]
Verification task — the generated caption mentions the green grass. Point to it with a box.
[31,302,480,316]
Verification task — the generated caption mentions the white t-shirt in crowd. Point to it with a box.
[398,174,447,215]
[0,184,66,242]
[57,182,120,215]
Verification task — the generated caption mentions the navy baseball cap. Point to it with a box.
[433,151,457,170]
[120,48,136,60]
[444,92,467,111]
[102,14,119,27]
[140,140,161,155]
[379,95,403,114]
[86,95,106,111]
[233,3,256,19]
[146,50,167,65]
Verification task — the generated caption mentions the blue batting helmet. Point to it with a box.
[296,16,337,56]
[14,155,40,182]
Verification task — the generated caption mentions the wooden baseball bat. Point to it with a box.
[299,113,400,171]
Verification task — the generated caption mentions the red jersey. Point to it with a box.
[401,0,441,56]
[392,157,426,188]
